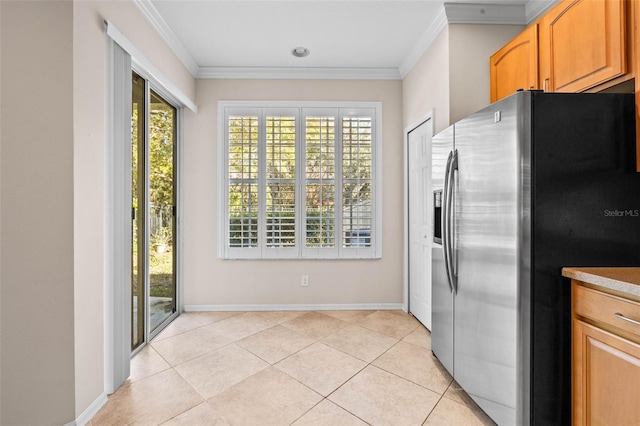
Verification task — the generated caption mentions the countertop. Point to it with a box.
[562,267,640,299]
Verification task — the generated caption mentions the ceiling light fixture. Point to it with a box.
[291,47,310,58]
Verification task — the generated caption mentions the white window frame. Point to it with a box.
[218,101,382,260]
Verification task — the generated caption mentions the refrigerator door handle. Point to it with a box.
[443,151,454,293]
[449,149,459,293]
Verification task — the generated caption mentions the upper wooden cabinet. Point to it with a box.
[490,0,639,170]
[539,0,627,93]
[489,24,539,103]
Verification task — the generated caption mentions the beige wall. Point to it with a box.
[1,0,195,423]
[1,1,76,423]
[402,29,450,132]
[183,79,405,307]
[449,24,524,123]
[0,0,3,417]
[73,2,106,416]
[402,24,524,133]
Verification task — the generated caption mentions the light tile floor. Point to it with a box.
[92,310,496,426]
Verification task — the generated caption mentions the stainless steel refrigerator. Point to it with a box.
[431,91,640,425]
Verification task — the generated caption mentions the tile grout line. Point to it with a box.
[162,312,345,422]
[279,319,374,426]
[282,312,429,424]
[279,311,381,425]
[116,310,445,425]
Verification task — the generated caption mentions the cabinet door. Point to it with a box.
[489,24,539,103]
[541,0,626,93]
[573,319,640,426]
[634,0,640,171]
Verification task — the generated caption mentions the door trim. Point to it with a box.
[403,111,435,315]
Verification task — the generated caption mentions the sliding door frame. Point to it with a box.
[131,64,183,353]
[104,39,183,392]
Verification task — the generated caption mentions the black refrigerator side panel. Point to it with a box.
[530,92,639,425]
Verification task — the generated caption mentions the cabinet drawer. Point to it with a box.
[573,284,640,339]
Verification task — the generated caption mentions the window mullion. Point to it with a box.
[335,110,344,257]
[258,108,267,256]
[296,108,304,258]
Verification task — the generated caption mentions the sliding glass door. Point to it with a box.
[132,71,178,352]
[148,90,177,333]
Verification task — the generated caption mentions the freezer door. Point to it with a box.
[453,95,522,426]
[431,125,454,375]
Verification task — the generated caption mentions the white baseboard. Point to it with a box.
[65,392,108,426]
[184,303,404,312]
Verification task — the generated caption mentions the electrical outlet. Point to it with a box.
[301,275,309,287]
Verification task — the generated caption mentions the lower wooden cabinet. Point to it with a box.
[572,283,640,425]
[573,319,640,425]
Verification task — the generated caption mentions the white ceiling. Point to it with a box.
[138,0,557,79]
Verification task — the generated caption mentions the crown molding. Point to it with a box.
[133,0,199,77]
[136,0,560,81]
[197,66,402,80]
[398,1,559,77]
[398,6,448,78]
[444,3,526,25]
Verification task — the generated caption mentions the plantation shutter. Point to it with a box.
[221,103,380,259]
[263,108,299,258]
[227,109,260,257]
[342,113,373,250]
[302,108,339,258]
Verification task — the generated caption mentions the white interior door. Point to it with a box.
[408,118,433,329]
